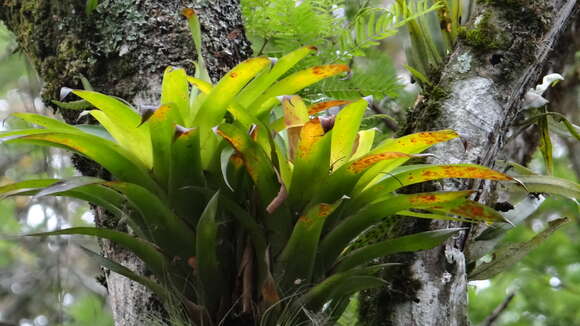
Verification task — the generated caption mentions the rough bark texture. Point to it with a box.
[0,1,251,324]
[361,1,578,325]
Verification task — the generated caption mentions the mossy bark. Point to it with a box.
[361,1,578,325]
[0,1,251,325]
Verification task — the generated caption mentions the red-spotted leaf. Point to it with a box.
[308,100,352,115]
[251,64,351,116]
[355,130,460,192]
[429,199,510,224]
[353,164,513,209]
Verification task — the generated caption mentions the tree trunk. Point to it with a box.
[361,1,578,325]
[0,1,251,324]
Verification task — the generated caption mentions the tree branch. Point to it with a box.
[364,1,579,325]
[483,292,516,326]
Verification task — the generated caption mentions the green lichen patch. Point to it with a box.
[458,12,509,51]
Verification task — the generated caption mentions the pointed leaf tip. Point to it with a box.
[182,8,196,19]
[511,177,529,192]
[138,107,157,127]
[60,87,73,101]
[173,125,195,141]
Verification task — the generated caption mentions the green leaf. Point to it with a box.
[75,125,115,141]
[221,197,269,288]
[28,227,167,276]
[504,160,538,175]
[160,67,188,125]
[196,191,227,313]
[216,123,279,208]
[300,264,394,311]
[505,175,580,200]
[85,0,98,15]
[73,90,153,167]
[355,129,459,193]
[330,99,368,169]
[250,64,351,116]
[0,179,59,199]
[33,176,102,198]
[145,105,181,190]
[538,114,553,175]
[182,8,210,83]
[90,109,153,168]
[397,209,472,223]
[79,246,167,299]
[186,76,213,94]
[351,129,376,160]
[278,201,341,289]
[0,178,128,224]
[51,99,92,110]
[105,181,195,259]
[4,131,161,194]
[197,57,272,167]
[171,126,205,223]
[273,139,292,189]
[0,128,65,141]
[237,45,317,108]
[220,146,236,191]
[403,64,431,86]
[335,228,464,272]
[469,217,570,280]
[318,191,473,272]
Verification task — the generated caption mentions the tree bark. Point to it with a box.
[0,1,251,324]
[361,1,578,325]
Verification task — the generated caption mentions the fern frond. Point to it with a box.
[305,49,402,100]
[336,1,442,61]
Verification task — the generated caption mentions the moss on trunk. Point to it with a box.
[0,1,251,324]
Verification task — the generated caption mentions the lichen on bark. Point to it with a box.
[363,1,578,325]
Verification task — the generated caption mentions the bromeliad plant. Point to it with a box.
[0,12,518,326]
